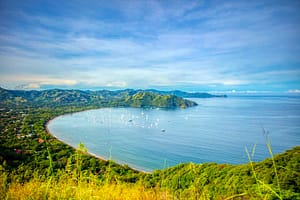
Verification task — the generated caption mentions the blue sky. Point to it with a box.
[0,0,299,93]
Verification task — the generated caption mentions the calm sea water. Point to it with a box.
[47,95,300,172]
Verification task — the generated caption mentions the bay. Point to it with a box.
[47,95,300,172]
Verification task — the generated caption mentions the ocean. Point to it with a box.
[47,95,300,172]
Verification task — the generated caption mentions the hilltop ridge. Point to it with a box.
[144,89,227,98]
[0,87,198,109]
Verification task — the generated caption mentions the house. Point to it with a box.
[38,138,45,143]
[15,149,22,154]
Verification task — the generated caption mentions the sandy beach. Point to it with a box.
[45,111,150,174]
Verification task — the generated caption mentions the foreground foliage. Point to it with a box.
[0,146,299,199]
[145,146,300,199]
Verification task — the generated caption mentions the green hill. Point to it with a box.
[123,91,196,108]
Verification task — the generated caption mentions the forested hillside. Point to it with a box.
[0,87,197,108]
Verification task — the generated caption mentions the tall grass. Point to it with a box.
[1,142,172,200]
[245,132,283,200]
[4,175,172,200]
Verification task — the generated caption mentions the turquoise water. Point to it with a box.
[47,96,300,172]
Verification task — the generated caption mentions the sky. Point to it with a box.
[0,0,300,93]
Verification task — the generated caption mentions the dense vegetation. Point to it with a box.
[124,92,197,108]
[0,87,299,199]
[145,147,300,199]
[0,87,197,108]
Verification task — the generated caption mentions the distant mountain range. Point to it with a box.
[2,87,224,109]
[142,89,227,98]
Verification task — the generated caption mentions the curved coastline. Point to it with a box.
[45,97,300,174]
[45,109,150,174]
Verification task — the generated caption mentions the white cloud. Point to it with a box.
[222,80,248,85]
[105,81,128,88]
[288,89,300,93]
[16,83,41,90]
[0,75,77,87]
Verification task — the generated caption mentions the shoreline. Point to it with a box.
[45,110,150,174]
